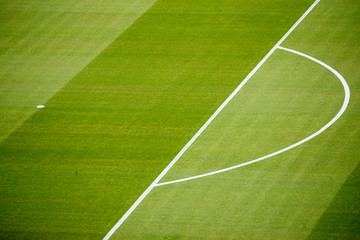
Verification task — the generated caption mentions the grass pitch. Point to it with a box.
[1,0,359,239]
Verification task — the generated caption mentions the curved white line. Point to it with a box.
[156,46,350,187]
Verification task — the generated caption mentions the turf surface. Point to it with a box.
[1,0,359,239]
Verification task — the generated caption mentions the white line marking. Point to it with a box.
[103,1,320,239]
[156,46,350,187]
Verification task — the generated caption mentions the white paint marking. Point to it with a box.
[103,1,320,239]
[156,46,350,187]
[36,105,45,109]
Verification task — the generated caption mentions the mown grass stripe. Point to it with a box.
[306,161,360,239]
[0,0,158,143]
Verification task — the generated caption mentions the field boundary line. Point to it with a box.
[156,46,350,186]
[103,1,320,239]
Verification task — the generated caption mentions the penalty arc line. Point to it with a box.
[102,1,320,239]
[156,46,351,187]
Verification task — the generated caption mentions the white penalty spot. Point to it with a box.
[37,105,45,109]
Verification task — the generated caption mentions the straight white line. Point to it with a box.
[102,1,320,239]
[156,46,350,186]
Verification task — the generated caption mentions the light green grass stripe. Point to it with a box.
[0,0,157,143]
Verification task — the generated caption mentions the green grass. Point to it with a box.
[0,0,157,142]
[111,0,360,239]
[0,0,315,239]
[307,161,360,240]
[1,0,359,239]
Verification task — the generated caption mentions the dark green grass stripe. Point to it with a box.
[307,161,360,240]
